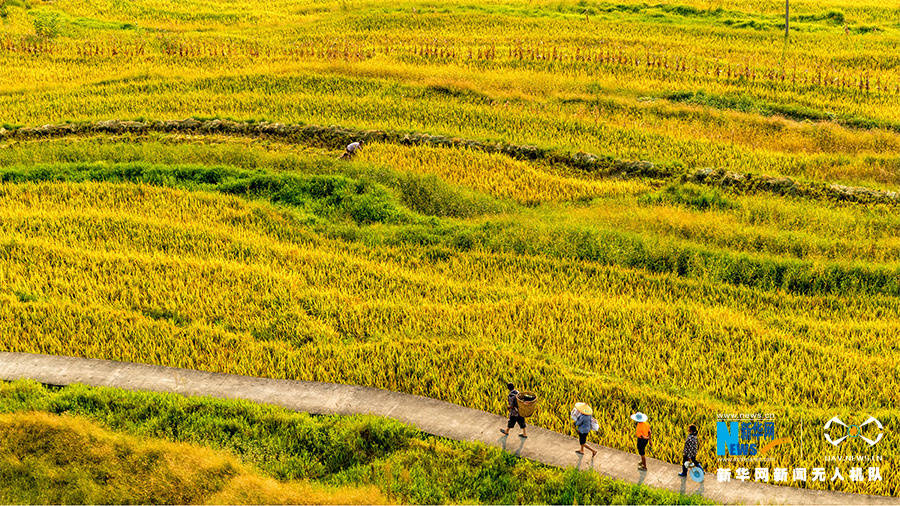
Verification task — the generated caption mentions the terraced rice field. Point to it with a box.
[1,0,898,498]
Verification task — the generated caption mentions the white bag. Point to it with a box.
[591,417,600,431]
[570,407,580,421]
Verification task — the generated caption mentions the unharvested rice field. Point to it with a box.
[0,0,898,498]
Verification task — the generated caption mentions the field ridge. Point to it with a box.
[3,118,897,206]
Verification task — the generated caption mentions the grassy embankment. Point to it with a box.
[0,380,706,504]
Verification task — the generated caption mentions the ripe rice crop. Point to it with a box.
[2,0,900,190]
[356,142,651,204]
[0,153,897,495]
[1,0,898,499]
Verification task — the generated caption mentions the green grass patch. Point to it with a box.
[639,183,734,211]
[0,162,416,226]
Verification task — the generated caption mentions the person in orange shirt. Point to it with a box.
[631,412,651,471]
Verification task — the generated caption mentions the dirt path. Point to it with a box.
[0,352,894,505]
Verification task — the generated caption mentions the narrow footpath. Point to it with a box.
[0,352,894,505]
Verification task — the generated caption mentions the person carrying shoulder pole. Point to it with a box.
[500,383,527,438]
[631,412,651,471]
[679,424,700,477]
[572,402,598,457]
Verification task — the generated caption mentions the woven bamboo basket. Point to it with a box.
[517,391,538,418]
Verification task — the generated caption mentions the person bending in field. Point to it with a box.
[631,412,651,471]
[678,424,700,477]
[339,140,364,160]
[500,383,527,438]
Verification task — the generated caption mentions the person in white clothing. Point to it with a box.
[340,140,364,159]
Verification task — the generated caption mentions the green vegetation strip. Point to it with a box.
[3,161,899,298]
[0,380,705,505]
[2,119,896,205]
[664,90,900,132]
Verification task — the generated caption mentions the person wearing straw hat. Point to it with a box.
[500,383,528,438]
[631,412,652,471]
[571,402,598,457]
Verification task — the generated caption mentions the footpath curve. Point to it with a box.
[0,352,895,506]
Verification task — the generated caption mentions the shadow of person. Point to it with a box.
[574,451,585,470]
[637,466,647,486]
[513,436,526,456]
[679,472,687,495]
[499,432,509,450]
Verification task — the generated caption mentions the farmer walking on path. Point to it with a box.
[340,140,364,160]
[632,412,652,471]
[571,402,598,457]
[499,383,527,438]
[679,424,701,477]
